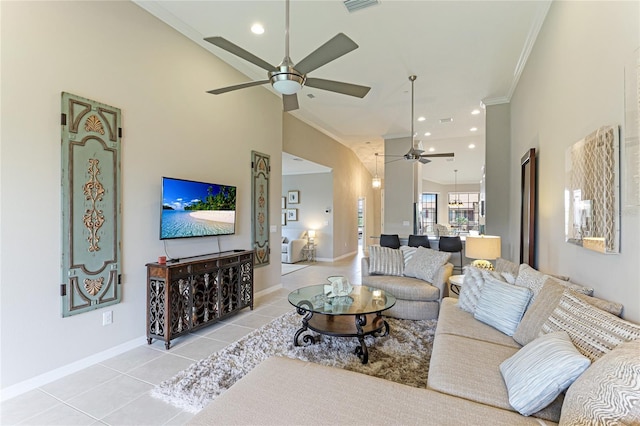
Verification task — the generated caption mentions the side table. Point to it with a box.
[449,274,465,296]
[302,243,316,262]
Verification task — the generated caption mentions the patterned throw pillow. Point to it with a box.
[403,247,450,283]
[457,266,485,313]
[399,246,417,267]
[540,292,640,362]
[514,264,547,306]
[500,331,591,417]
[560,339,640,425]
[474,276,532,336]
[514,278,624,347]
[368,246,404,276]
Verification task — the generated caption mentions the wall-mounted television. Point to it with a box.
[160,177,237,240]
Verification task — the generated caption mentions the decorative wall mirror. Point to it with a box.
[520,148,536,266]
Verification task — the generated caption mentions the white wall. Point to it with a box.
[383,137,417,235]
[509,1,640,322]
[0,1,283,389]
[282,173,333,259]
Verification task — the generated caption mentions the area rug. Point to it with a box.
[281,263,310,275]
[151,311,437,413]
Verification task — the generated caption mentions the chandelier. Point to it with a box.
[448,169,463,208]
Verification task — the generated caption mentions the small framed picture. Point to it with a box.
[288,190,299,204]
[281,212,286,226]
[281,196,286,209]
[286,208,298,221]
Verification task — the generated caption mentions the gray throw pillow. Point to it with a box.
[403,247,450,283]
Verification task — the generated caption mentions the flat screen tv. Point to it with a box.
[160,177,237,240]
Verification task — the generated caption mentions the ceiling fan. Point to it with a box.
[204,0,371,112]
[383,75,454,164]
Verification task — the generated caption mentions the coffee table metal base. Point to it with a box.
[293,307,390,364]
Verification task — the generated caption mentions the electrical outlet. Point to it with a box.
[102,310,113,326]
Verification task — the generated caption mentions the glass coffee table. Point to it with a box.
[288,284,396,364]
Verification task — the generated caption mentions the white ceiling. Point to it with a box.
[135,0,550,185]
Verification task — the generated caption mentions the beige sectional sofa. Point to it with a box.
[188,260,640,425]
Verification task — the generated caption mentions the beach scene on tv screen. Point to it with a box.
[161,178,236,239]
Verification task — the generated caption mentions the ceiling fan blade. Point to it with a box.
[418,158,432,164]
[207,80,270,95]
[204,36,275,72]
[420,152,455,158]
[283,94,299,112]
[295,33,359,75]
[384,158,405,164]
[305,78,371,98]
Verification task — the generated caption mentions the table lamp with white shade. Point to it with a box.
[465,235,501,271]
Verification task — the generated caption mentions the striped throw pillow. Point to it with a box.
[474,276,532,336]
[368,246,404,276]
[540,292,640,362]
[500,331,591,417]
[399,246,417,267]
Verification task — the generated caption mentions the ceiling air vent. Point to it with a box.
[343,0,380,13]
[439,117,454,124]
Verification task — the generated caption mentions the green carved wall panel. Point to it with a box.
[61,92,122,317]
[251,151,270,266]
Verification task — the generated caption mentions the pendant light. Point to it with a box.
[372,153,381,189]
[448,169,463,207]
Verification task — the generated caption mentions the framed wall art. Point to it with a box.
[288,190,299,204]
[287,208,298,221]
[565,125,620,254]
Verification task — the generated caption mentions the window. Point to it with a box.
[448,192,479,232]
[420,193,437,235]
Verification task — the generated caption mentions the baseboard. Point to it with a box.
[331,250,358,262]
[1,335,146,402]
[255,284,283,298]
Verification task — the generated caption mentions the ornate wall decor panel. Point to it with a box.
[251,151,270,267]
[61,92,122,317]
[565,125,620,254]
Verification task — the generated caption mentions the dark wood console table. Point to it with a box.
[146,249,254,349]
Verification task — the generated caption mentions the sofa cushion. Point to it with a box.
[188,356,553,426]
[427,333,563,422]
[404,247,450,282]
[513,278,624,347]
[500,331,591,417]
[495,258,520,278]
[360,275,439,301]
[437,298,521,349]
[541,292,640,362]
[560,338,640,425]
[368,246,404,276]
[474,277,531,336]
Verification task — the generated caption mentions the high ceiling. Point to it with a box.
[135,0,550,185]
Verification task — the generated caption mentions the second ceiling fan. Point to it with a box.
[384,75,454,164]
[204,0,371,112]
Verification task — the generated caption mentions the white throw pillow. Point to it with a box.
[368,246,404,276]
[457,266,485,313]
[474,276,532,336]
[403,247,450,283]
[500,331,591,417]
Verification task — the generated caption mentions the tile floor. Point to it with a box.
[1,251,364,426]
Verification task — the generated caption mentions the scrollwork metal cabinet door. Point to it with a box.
[61,92,122,317]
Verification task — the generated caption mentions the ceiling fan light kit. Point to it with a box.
[204,0,370,112]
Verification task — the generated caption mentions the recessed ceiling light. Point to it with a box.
[428,147,435,152]
[417,116,426,122]
[470,127,478,132]
[251,23,265,34]
[469,144,476,149]
[424,132,431,136]
[439,118,453,124]
[471,109,481,115]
